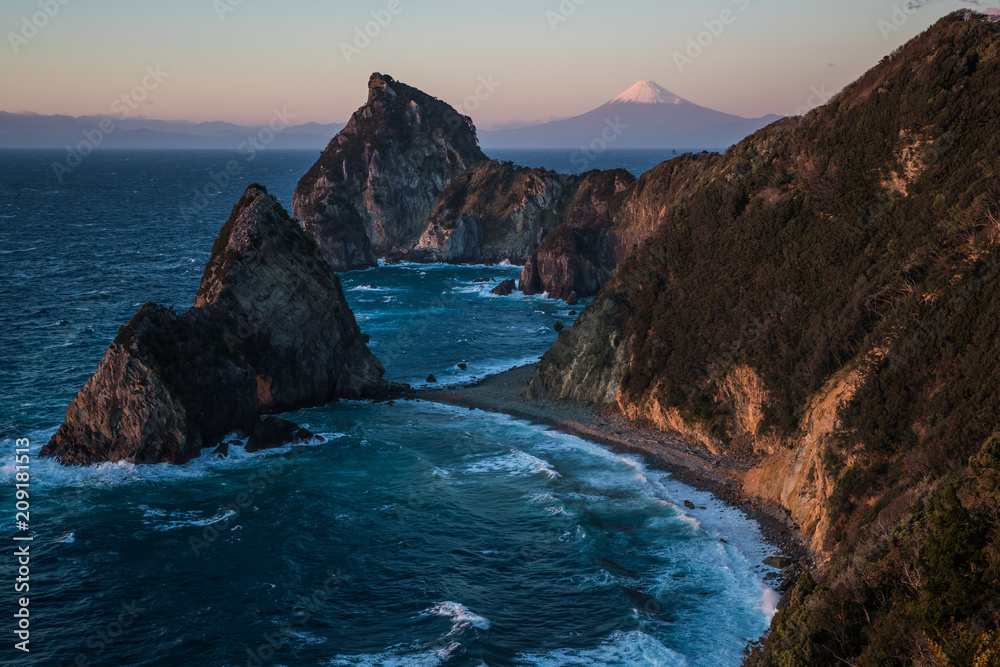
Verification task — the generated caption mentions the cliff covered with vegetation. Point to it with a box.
[530,12,1000,664]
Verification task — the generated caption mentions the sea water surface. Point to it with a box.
[0,150,776,666]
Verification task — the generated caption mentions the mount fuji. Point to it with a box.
[479,80,782,150]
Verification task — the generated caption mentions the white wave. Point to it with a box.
[464,448,559,479]
[760,584,781,622]
[138,505,239,531]
[422,600,491,632]
[0,428,337,490]
[326,642,446,667]
[515,630,688,666]
[347,284,396,292]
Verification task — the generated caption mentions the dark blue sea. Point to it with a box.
[0,149,775,666]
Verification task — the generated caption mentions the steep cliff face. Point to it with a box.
[519,168,636,300]
[42,185,390,465]
[531,12,1000,664]
[293,73,488,268]
[404,161,581,264]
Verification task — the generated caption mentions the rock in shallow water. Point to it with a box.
[41,184,400,466]
[245,417,316,453]
[490,279,516,296]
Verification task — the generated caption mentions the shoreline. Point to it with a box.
[418,363,811,595]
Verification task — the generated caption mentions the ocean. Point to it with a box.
[0,149,775,666]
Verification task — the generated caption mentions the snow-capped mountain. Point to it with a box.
[480,80,781,150]
[608,81,684,105]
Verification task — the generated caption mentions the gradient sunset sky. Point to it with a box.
[1,0,995,128]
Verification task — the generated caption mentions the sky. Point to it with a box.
[1,0,997,129]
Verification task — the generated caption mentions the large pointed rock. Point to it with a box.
[293,73,488,269]
[42,184,392,465]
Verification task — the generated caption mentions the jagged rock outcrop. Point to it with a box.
[405,161,581,264]
[530,12,1000,664]
[292,74,668,288]
[293,73,488,269]
[42,184,393,465]
[490,279,516,296]
[519,168,636,300]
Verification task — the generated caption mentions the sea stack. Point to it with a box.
[293,73,488,271]
[41,184,393,465]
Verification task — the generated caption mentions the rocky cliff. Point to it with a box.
[292,74,650,286]
[531,12,1000,665]
[293,73,488,269]
[42,184,391,465]
[519,168,636,301]
[399,161,581,264]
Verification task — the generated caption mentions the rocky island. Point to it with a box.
[291,73,663,302]
[41,184,397,465]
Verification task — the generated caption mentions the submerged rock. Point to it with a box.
[490,279,516,296]
[426,374,437,383]
[42,184,396,466]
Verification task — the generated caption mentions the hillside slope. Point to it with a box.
[530,11,1000,664]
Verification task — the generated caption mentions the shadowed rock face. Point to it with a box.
[519,169,637,301]
[293,73,488,269]
[42,184,391,466]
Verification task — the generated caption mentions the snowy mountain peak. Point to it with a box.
[609,81,684,105]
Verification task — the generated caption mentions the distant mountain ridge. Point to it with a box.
[0,111,346,149]
[479,80,782,150]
